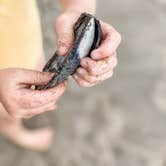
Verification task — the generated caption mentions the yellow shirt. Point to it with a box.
[0,0,43,69]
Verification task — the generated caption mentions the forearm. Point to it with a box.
[59,0,96,14]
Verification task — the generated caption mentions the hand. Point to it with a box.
[55,11,121,87]
[55,10,81,55]
[0,68,66,118]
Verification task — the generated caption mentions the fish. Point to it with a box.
[36,13,102,90]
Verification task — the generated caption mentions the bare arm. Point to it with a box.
[59,0,96,14]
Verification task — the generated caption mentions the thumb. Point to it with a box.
[55,15,74,55]
[20,69,53,86]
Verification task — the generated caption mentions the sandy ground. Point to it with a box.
[0,0,166,166]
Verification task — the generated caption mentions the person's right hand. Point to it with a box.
[0,68,66,118]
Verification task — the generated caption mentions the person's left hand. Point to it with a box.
[55,11,121,87]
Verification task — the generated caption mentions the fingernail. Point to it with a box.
[58,46,67,55]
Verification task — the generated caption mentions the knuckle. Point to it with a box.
[77,68,87,76]
[89,67,97,75]
[107,25,116,34]
[77,68,82,74]
[104,22,112,30]
[115,31,122,42]
[78,80,87,87]
[57,39,72,49]
[89,70,96,76]
[107,26,121,42]
[85,75,91,82]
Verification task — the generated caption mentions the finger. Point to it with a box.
[20,82,66,109]
[91,53,117,75]
[21,103,57,119]
[80,57,97,75]
[55,15,74,55]
[80,53,117,76]
[73,74,96,87]
[18,69,53,86]
[36,82,67,101]
[91,22,121,60]
[96,70,114,82]
[76,67,114,84]
[75,68,98,84]
[25,103,57,119]
[90,53,117,76]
